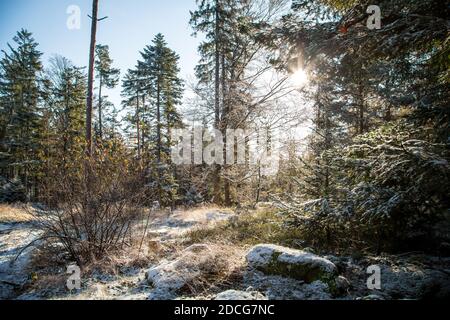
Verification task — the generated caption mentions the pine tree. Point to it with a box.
[121,68,144,158]
[43,55,86,167]
[271,0,450,251]
[95,44,120,139]
[0,29,44,199]
[139,33,184,206]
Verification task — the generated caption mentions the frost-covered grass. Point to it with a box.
[146,243,245,299]
[0,203,33,223]
[185,208,303,248]
[17,205,240,300]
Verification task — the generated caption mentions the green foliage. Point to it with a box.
[94,44,120,139]
[121,33,184,206]
[0,29,44,200]
[0,176,26,203]
[95,44,120,89]
[281,120,450,253]
[272,0,450,253]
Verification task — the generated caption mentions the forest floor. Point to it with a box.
[1,204,449,300]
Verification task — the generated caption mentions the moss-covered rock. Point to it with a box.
[246,244,338,288]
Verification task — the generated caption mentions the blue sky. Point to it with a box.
[0,0,202,107]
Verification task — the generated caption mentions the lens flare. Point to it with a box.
[291,68,308,86]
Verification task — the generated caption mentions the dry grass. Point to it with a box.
[29,273,68,295]
[172,205,234,222]
[29,225,177,275]
[0,203,33,223]
[86,237,180,275]
[22,204,249,299]
[168,243,246,296]
[26,232,176,297]
[185,208,304,249]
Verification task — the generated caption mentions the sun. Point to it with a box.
[291,68,308,86]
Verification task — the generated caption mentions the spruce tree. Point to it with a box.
[121,68,144,158]
[0,29,44,199]
[94,44,120,139]
[44,55,86,167]
[139,33,184,206]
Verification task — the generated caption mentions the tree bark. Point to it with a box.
[136,92,141,159]
[98,74,103,139]
[86,0,99,155]
[213,0,222,204]
[142,95,146,156]
[222,52,231,206]
[156,79,162,204]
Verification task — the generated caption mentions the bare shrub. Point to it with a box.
[31,146,148,265]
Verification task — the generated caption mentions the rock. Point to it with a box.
[293,281,332,300]
[246,244,338,287]
[335,276,351,295]
[419,270,450,300]
[215,290,268,300]
[145,258,201,299]
[147,288,178,300]
[302,247,315,254]
[242,269,333,300]
[323,255,347,273]
[357,294,384,300]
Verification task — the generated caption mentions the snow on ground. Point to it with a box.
[148,207,234,241]
[246,244,337,274]
[1,205,449,301]
[0,222,42,299]
[16,207,237,300]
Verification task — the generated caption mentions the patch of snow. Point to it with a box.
[242,270,332,300]
[0,223,42,299]
[147,209,234,241]
[246,244,337,274]
[146,258,200,298]
[215,290,267,300]
[246,244,276,268]
[145,244,215,300]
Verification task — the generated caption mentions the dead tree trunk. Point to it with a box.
[86,0,99,155]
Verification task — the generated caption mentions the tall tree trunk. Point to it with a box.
[213,0,222,204]
[156,79,162,204]
[86,0,99,155]
[142,95,146,157]
[254,163,262,208]
[136,93,141,159]
[324,100,331,196]
[222,53,231,206]
[166,117,175,210]
[98,74,103,139]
